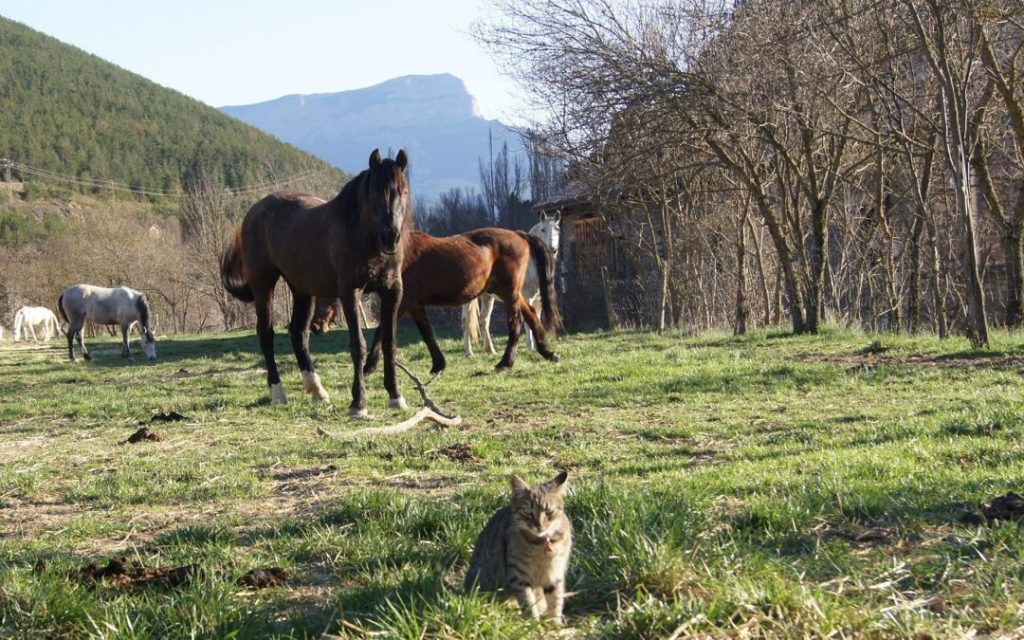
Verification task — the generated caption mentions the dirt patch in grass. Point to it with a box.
[431,443,480,463]
[270,465,339,496]
[0,494,321,553]
[0,497,82,539]
[237,567,288,589]
[808,351,1024,372]
[380,474,463,492]
[815,521,897,545]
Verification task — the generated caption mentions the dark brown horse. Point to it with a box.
[312,227,560,374]
[220,149,413,418]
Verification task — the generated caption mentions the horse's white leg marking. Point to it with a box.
[529,293,542,351]
[302,370,330,402]
[349,406,370,419]
[388,396,408,411]
[462,301,474,356]
[481,295,497,355]
[270,383,288,405]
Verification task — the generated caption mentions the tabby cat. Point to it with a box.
[464,470,573,625]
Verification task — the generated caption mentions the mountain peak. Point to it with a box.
[222,73,482,127]
[220,74,519,199]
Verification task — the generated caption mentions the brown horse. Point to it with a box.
[220,149,413,418]
[312,227,560,374]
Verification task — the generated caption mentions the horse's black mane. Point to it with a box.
[135,294,151,330]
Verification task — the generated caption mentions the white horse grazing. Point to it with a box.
[59,284,157,361]
[463,211,561,355]
[13,306,62,342]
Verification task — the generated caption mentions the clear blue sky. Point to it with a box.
[0,0,524,122]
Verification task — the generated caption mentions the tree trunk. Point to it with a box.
[734,207,749,335]
[907,209,924,333]
[958,174,989,348]
[1007,185,1024,327]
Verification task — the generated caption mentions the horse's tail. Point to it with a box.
[50,307,62,337]
[220,230,254,303]
[521,231,561,336]
[57,294,68,325]
[13,308,23,340]
[463,298,480,346]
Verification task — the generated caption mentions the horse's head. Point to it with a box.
[140,327,157,361]
[532,211,562,259]
[365,148,411,256]
[134,294,157,360]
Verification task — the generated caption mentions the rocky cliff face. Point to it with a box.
[220,74,520,200]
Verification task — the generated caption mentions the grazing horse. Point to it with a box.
[463,212,561,356]
[220,149,413,417]
[13,306,62,342]
[58,285,157,361]
[312,227,560,374]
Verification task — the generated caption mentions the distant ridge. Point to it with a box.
[220,74,522,200]
[0,16,342,194]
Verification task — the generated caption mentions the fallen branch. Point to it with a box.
[395,361,461,421]
[317,362,462,439]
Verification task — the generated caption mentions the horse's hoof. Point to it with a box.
[83,353,92,361]
[349,406,370,420]
[269,383,288,405]
[363,363,379,375]
[389,396,409,411]
[302,371,330,402]
[494,363,512,373]
[544,352,560,363]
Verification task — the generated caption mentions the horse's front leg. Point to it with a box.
[528,293,542,351]
[339,289,368,418]
[121,324,131,358]
[462,301,476,356]
[481,295,497,355]
[378,284,407,410]
[289,293,329,402]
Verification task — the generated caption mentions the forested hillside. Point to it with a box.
[0,16,340,193]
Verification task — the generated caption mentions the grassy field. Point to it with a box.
[1,323,1023,639]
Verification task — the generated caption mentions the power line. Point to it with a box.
[0,158,333,200]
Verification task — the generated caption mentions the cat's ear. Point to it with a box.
[547,470,569,494]
[509,474,529,495]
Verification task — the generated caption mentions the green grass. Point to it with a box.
[1,324,1023,638]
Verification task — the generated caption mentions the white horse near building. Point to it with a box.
[13,306,62,341]
[463,212,561,355]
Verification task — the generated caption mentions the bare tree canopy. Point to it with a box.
[475,0,1024,342]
